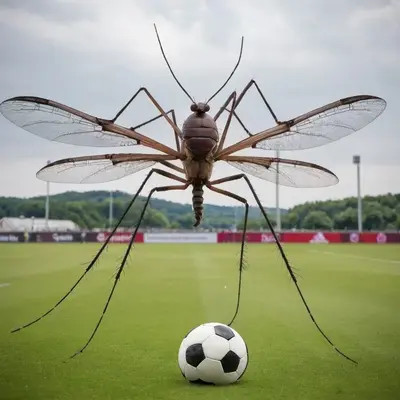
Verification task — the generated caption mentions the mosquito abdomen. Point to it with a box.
[192,183,204,227]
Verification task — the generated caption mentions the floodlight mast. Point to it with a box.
[109,190,114,231]
[45,160,51,231]
[275,150,281,231]
[353,155,362,233]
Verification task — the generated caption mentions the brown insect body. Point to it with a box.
[181,103,219,226]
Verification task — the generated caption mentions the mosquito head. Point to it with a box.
[190,102,210,114]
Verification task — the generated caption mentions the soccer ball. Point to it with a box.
[178,322,248,385]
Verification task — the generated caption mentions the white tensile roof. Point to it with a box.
[0,217,80,231]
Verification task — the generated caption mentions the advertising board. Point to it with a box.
[144,232,217,243]
[1,231,399,244]
[93,232,144,243]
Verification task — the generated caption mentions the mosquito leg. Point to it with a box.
[210,174,294,283]
[169,109,180,152]
[234,79,280,124]
[111,87,183,140]
[209,173,358,364]
[159,160,185,175]
[213,91,236,122]
[131,109,181,152]
[69,182,190,359]
[11,169,186,334]
[131,109,175,130]
[206,183,248,327]
[215,92,237,154]
[213,90,252,148]
[215,79,280,141]
[225,108,251,136]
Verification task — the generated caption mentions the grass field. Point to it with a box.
[0,242,399,400]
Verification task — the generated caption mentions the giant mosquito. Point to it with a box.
[0,24,386,363]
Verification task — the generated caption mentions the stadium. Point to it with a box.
[0,2,399,400]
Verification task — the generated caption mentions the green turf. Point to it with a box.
[0,243,399,399]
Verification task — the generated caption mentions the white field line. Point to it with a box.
[0,283,11,288]
[308,249,400,265]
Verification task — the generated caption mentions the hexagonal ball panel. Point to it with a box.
[185,325,215,346]
[237,354,248,379]
[186,343,205,367]
[202,334,230,360]
[178,340,187,373]
[214,324,235,341]
[220,350,240,373]
[197,358,226,385]
[228,335,247,358]
[184,326,196,338]
[184,364,200,381]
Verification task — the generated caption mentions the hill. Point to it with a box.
[0,190,286,230]
[0,191,398,231]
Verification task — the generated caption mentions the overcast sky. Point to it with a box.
[0,0,398,209]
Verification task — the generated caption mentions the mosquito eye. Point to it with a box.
[190,104,197,112]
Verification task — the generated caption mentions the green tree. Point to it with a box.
[176,213,195,229]
[170,221,181,229]
[147,209,170,228]
[237,219,261,231]
[386,223,397,231]
[382,206,397,226]
[334,207,357,230]
[282,212,299,229]
[363,202,384,230]
[16,201,45,219]
[303,211,333,230]
[363,210,384,230]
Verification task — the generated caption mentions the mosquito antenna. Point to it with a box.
[153,24,195,103]
[206,36,244,105]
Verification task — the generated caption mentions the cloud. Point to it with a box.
[0,0,398,209]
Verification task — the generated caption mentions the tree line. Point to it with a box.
[0,191,399,231]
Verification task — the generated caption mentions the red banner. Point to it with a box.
[282,232,342,243]
[217,232,279,243]
[217,231,400,244]
[344,232,400,244]
[93,232,144,243]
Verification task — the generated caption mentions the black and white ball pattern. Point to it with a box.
[178,322,248,385]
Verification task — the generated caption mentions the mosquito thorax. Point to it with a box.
[190,102,210,114]
[182,102,218,158]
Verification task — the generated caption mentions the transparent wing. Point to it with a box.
[217,95,386,158]
[224,156,338,188]
[255,95,386,151]
[0,96,139,147]
[37,154,178,183]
